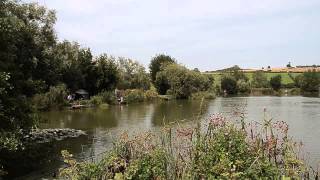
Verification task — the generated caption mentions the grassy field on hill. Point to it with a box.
[206,72,302,85]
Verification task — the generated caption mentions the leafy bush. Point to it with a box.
[98,91,116,104]
[252,71,269,88]
[60,113,316,179]
[32,84,68,111]
[155,64,211,98]
[300,70,320,92]
[145,89,158,101]
[117,58,151,90]
[282,83,296,89]
[221,76,237,94]
[154,71,171,95]
[89,95,103,106]
[125,148,168,179]
[237,79,251,94]
[149,54,176,83]
[124,89,145,104]
[270,75,282,91]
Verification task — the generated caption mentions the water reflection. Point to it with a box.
[37,96,320,177]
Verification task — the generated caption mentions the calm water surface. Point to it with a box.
[26,96,320,178]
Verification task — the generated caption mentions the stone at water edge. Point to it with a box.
[23,128,87,143]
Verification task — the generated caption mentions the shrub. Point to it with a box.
[251,71,269,88]
[221,76,237,94]
[117,58,151,90]
[154,71,171,95]
[155,64,211,98]
[300,70,320,92]
[282,83,296,89]
[98,91,116,104]
[293,74,303,88]
[60,113,315,179]
[149,54,176,83]
[237,79,251,94]
[32,84,68,111]
[270,75,282,91]
[145,89,158,101]
[125,148,168,179]
[124,89,145,104]
[89,95,103,106]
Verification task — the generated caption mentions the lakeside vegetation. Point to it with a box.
[212,66,319,96]
[0,0,320,178]
[59,111,319,179]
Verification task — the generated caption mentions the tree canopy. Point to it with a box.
[149,54,176,83]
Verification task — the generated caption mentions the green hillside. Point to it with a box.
[206,72,302,85]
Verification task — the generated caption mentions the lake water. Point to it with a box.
[22,96,320,178]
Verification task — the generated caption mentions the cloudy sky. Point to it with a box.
[25,0,320,71]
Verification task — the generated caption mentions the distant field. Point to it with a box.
[205,72,302,85]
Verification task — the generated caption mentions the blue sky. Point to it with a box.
[26,0,320,71]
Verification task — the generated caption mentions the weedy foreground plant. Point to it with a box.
[59,109,319,179]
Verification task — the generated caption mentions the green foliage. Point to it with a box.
[0,132,22,152]
[300,70,320,92]
[236,79,251,94]
[226,66,249,82]
[96,54,120,92]
[98,91,117,104]
[125,148,168,180]
[155,64,211,98]
[32,84,68,110]
[149,54,176,83]
[221,76,237,94]
[154,71,171,95]
[0,0,57,95]
[118,58,150,90]
[270,75,282,91]
[145,88,159,101]
[59,113,315,179]
[293,74,303,88]
[0,73,36,131]
[190,125,279,179]
[124,89,145,104]
[54,41,95,92]
[89,95,103,106]
[252,71,269,88]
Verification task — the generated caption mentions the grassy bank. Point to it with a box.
[59,110,318,179]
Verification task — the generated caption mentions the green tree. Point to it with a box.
[0,0,57,96]
[149,54,175,83]
[300,70,320,92]
[287,62,292,68]
[96,54,120,92]
[237,79,251,93]
[221,76,237,94]
[270,75,282,91]
[53,41,94,92]
[251,71,269,88]
[155,64,210,98]
[225,65,248,82]
[154,72,170,95]
[117,57,150,90]
[293,74,303,88]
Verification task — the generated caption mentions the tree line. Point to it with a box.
[0,0,213,164]
[220,66,320,95]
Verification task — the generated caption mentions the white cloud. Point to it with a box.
[24,0,320,70]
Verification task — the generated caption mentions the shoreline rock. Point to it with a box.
[23,128,87,143]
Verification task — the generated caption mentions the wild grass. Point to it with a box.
[59,104,319,179]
